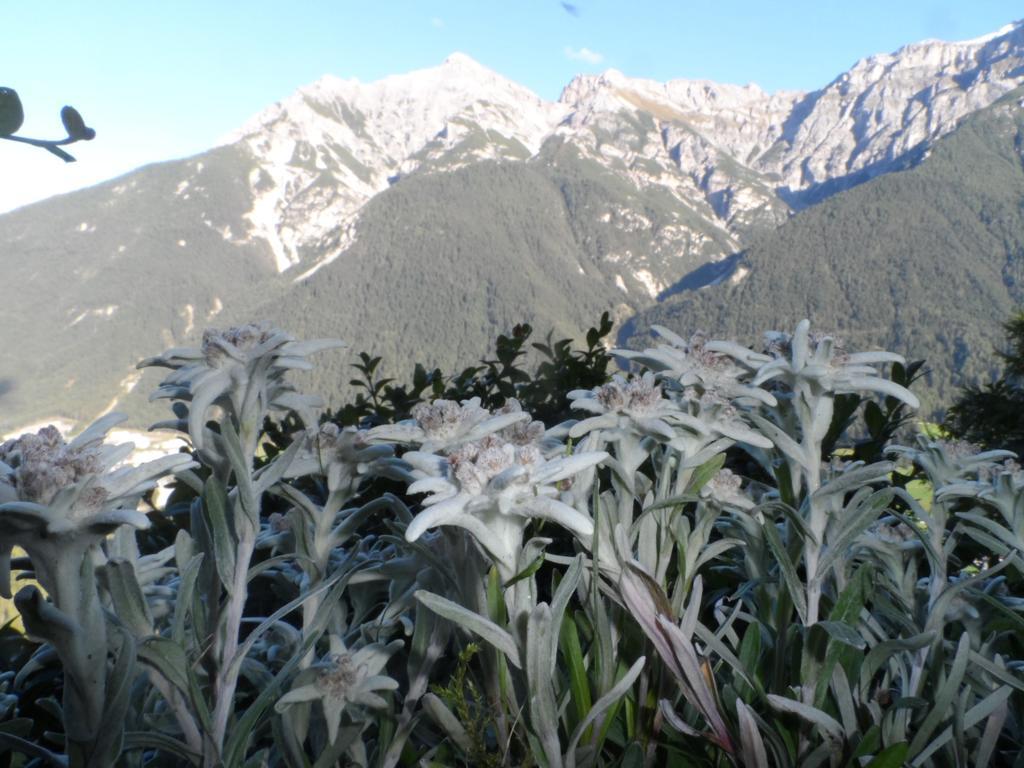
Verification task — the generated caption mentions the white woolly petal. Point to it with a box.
[569,399,610,415]
[650,325,690,348]
[488,465,529,492]
[791,320,811,368]
[714,422,774,449]
[97,442,135,469]
[838,377,920,409]
[751,358,789,386]
[68,413,127,450]
[360,675,400,692]
[664,412,711,435]
[271,356,314,370]
[401,452,449,476]
[187,371,232,448]
[567,389,595,400]
[801,364,829,381]
[524,497,594,539]
[532,451,608,485]
[731,384,778,406]
[365,423,424,445]
[634,417,677,441]
[405,497,469,542]
[351,640,403,676]
[568,414,618,439]
[103,454,196,498]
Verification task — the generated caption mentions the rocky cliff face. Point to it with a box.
[227,21,1024,296]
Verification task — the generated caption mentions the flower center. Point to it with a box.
[315,653,359,697]
[0,426,104,505]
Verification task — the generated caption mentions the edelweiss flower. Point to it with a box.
[888,436,1015,490]
[679,392,773,452]
[750,320,919,408]
[0,414,194,595]
[495,398,560,452]
[700,469,754,510]
[569,372,708,444]
[403,435,607,581]
[616,327,777,406]
[284,423,412,496]
[140,322,343,449]
[275,634,402,744]
[367,397,528,453]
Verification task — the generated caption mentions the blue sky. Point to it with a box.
[0,1,1020,211]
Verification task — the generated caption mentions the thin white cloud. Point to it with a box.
[431,17,444,29]
[564,46,604,65]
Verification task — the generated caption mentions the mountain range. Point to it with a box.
[1,20,1023,431]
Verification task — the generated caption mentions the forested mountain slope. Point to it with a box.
[627,88,1024,414]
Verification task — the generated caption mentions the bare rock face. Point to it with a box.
[224,22,1024,298]
[561,21,1024,220]
[771,22,1024,198]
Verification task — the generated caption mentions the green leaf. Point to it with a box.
[60,105,94,140]
[503,551,545,588]
[0,732,65,765]
[864,402,885,438]
[421,693,471,753]
[909,686,1013,766]
[138,636,192,698]
[201,476,237,594]
[102,558,154,636]
[864,743,908,768]
[750,413,809,471]
[415,590,521,668]
[762,520,808,624]
[817,490,893,575]
[90,630,137,765]
[815,621,866,650]
[549,555,584,676]
[736,622,762,702]
[908,632,970,757]
[686,453,727,495]
[172,553,204,646]
[123,731,200,765]
[859,632,935,695]
[813,462,893,500]
[220,418,258,526]
[565,656,645,768]
[618,742,644,768]
[766,694,844,741]
[0,88,24,135]
[222,626,328,768]
[736,699,769,768]
[560,612,592,732]
[526,603,561,768]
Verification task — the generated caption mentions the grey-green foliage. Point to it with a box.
[2,319,1024,767]
[629,86,1024,416]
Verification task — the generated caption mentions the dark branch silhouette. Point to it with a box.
[0,87,95,162]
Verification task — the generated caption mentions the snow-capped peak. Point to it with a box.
[227,53,569,275]
[226,24,1024,278]
[947,18,1023,47]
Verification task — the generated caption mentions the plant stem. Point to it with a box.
[210,524,255,761]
